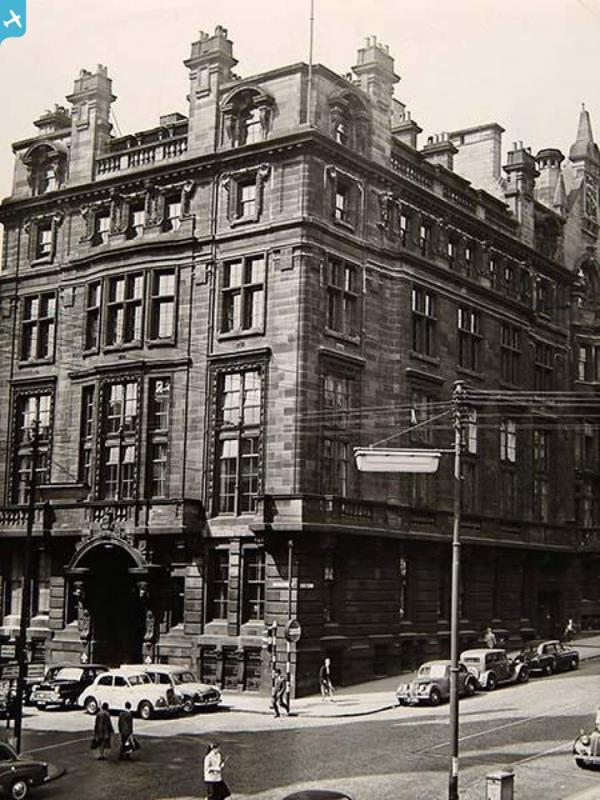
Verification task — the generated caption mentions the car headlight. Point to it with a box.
[155,697,166,707]
[418,684,429,694]
[581,735,591,746]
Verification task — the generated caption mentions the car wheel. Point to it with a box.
[544,661,555,676]
[182,697,195,715]
[84,696,98,715]
[10,778,30,800]
[464,679,476,697]
[36,704,46,711]
[138,700,153,720]
[517,666,530,684]
[570,657,579,671]
[486,673,497,691]
[429,687,442,706]
[575,757,587,769]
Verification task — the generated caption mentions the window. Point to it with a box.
[79,386,95,489]
[399,213,409,246]
[534,343,554,391]
[127,204,145,239]
[237,179,256,219]
[221,256,265,334]
[36,223,53,260]
[243,107,262,144]
[577,480,596,528]
[31,551,50,618]
[149,270,176,341]
[215,369,262,515]
[575,421,595,471]
[466,408,478,454]
[501,470,517,517]
[84,283,101,351]
[39,165,57,195]
[148,378,171,497]
[537,279,551,314]
[458,307,481,372]
[334,120,349,145]
[418,222,431,256]
[93,211,110,245]
[578,344,589,382]
[323,552,343,624]
[207,550,229,620]
[13,392,52,504]
[488,255,497,288]
[242,549,265,622]
[499,419,517,463]
[105,273,144,347]
[464,242,473,275]
[533,428,550,521]
[100,381,139,500]
[500,324,521,385]
[169,574,185,628]
[411,287,436,357]
[504,264,515,293]
[447,238,456,267]
[326,258,360,338]
[20,293,56,362]
[165,199,182,232]
[322,372,357,496]
[334,186,349,223]
[411,390,436,445]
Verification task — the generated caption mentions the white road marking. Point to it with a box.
[25,735,91,755]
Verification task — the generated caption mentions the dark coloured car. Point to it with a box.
[516,640,579,676]
[396,660,478,706]
[0,740,63,799]
[30,664,107,710]
[573,727,600,769]
[282,792,354,800]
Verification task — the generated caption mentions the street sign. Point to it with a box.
[285,618,302,643]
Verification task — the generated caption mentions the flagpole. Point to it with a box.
[307,0,315,126]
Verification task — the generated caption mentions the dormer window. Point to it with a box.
[329,92,371,155]
[335,121,349,146]
[22,141,67,197]
[222,87,275,149]
[93,211,111,245]
[40,166,57,194]
[36,224,53,260]
[244,108,262,145]
[165,199,182,232]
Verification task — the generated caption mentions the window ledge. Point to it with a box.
[30,257,53,268]
[409,350,440,366]
[456,365,484,381]
[230,214,260,227]
[324,327,361,346]
[18,358,54,368]
[104,342,143,353]
[218,328,265,342]
[333,218,355,232]
[147,339,177,349]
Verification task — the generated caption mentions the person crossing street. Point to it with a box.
[271,668,289,718]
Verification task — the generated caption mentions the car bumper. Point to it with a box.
[574,754,600,769]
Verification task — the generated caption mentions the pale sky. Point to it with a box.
[0,0,599,207]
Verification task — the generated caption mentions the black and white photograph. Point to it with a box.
[1,2,600,798]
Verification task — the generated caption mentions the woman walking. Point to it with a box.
[94,702,114,761]
[204,742,231,800]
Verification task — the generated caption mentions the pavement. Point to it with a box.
[222,632,600,720]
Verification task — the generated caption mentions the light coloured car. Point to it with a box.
[396,660,478,706]
[77,668,181,719]
[132,664,221,714]
[460,648,529,690]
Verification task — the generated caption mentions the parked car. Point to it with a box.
[573,726,600,769]
[515,640,579,676]
[282,793,354,800]
[132,664,221,714]
[396,660,478,706]
[77,668,182,719]
[0,740,63,799]
[31,664,108,710]
[460,648,529,690]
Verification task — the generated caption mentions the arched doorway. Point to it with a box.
[78,543,145,666]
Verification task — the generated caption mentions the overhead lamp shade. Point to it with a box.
[354,448,442,473]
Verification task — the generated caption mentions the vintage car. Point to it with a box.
[77,668,182,719]
[133,664,221,714]
[30,664,107,710]
[460,648,529,690]
[396,660,478,706]
[282,792,354,800]
[0,740,63,799]
[515,640,579,676]
[573,726,600,769]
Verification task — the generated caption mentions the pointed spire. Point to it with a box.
[569,103,600,163]
[552,171,568,216]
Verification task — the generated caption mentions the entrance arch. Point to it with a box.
[73,540,145,667]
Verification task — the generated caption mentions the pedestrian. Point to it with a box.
[118,701,135,761]
[484,627,497,649]
[271,668,289,718]
[319,657,335,702]
[204,742,231,800]
[93,702,114,761]
[563,618,576,642]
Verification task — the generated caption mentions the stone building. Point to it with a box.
[0,27,598,695]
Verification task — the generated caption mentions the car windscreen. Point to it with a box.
[418,664,447,678]
[55,667,84,681]
[171,672,197,685]
[461,657,481,665]
[127,674,151,686]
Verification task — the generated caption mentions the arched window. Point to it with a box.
[222,87,275,149]
[22,142,67,196]
[329,92,371,154]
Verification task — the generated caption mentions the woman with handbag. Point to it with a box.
[203,742,231,800]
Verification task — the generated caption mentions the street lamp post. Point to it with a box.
[354,380,465,800]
